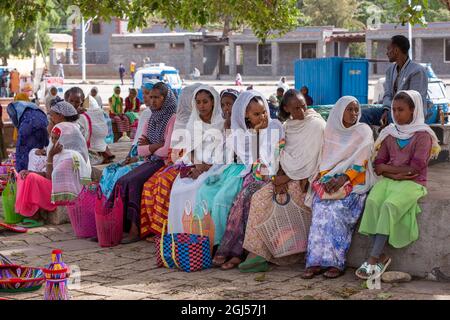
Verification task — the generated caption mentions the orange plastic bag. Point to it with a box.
[182,200,215,253]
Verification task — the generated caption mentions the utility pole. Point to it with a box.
[80,17,93,84]
[408,0,413,60]
[33,20,38,90]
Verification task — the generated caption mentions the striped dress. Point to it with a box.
[140,165,180,237]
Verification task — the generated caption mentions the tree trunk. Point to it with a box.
[1,56,7,66]
[442,0,450,11]
[222,16,231,38]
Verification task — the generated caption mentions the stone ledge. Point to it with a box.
[347,162,450,278]
[40,206,70,225]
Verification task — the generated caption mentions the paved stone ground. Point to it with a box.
[1,224,450,300]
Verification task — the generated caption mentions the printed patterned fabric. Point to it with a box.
[140,166,179,238]
[306,192,367,270]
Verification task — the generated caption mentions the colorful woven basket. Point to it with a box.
[0,265,45,293]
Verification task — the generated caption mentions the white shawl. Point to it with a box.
[375,90,441,159]
[51,122,92,202]
[85,95,109,152]
[319,96,376,194]
[280,109,326,180]
[182,85,225,165]
[228,90,285,177]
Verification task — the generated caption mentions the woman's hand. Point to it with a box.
[48,142,63,158]
[122,156,138,166]
[138,135,150,146]
[19,170,31,179]
[188,167,202,180]
[253,117,268,132]
[299,178,309,193]
[195,163,211,174]
[35,148,46,156]
[273,174,290,195]
[324,175,349,194]
[148,143,163,154]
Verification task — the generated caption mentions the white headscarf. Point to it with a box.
[375,90,441,159]
[172,83,202,133]
[85,95,109,152]
[170,83,202,149]
[280,109,326,180]
[182,85,225,165]
[319,96,376,194]
[228,90,285,177]
[45,86,58,113]
[50,122,92,203]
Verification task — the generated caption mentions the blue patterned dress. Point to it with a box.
[16,109,49,172]
[306,192,367,270]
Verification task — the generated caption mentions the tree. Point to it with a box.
[300,0,366,30]
[0,16,53,66]
[0,0,303,42]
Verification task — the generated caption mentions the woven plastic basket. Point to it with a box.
[256,193,312,258]
[94,186,123,247]
[0,265,45,293]
[67,183,98,238]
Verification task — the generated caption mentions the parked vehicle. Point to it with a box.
[133,63,182,100]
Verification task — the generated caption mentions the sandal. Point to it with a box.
[355,261,372,280]
[120,236,140,244]
[238,256,267,271]
[323,267,344,279]
[301,266,323,279]
[16,219,44,229]
[212,255,227,268]
[356,257,392,280]
[221,257,242,270]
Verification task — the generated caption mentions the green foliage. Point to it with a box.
[349,43,366,58]
[0,13,54,65]
[0,0,303,42]
[300,0,365,30]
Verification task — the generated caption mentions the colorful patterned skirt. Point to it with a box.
[111,114,130,133]
[215,173,269,259]
[140,165,179,238]
[306,192,367,271]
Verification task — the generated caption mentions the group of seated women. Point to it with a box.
[98,80,440,278]
[9,80,440,279]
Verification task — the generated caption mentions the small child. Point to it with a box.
[356,90,441,279]
[108,86,130,139]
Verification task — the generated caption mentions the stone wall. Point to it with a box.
[241,44,272,77]
[279,43,300,76]
[347,162,450,277]
[422,39,450,75]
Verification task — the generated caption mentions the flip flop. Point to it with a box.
[16,219,44,229]
[239,261,269,273]
[0,222,28,233]
[238,256,267,271]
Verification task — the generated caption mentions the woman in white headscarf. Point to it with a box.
[240,89,326,272]
[356,90,440,280]
[15,121,91,218]
[44,86,59,113]
[84,95,113,164]
[191,89,241,246]
[303,96,375,279]
[213,90,285,270]
[167,85,225,235]
[140,83,202,239]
